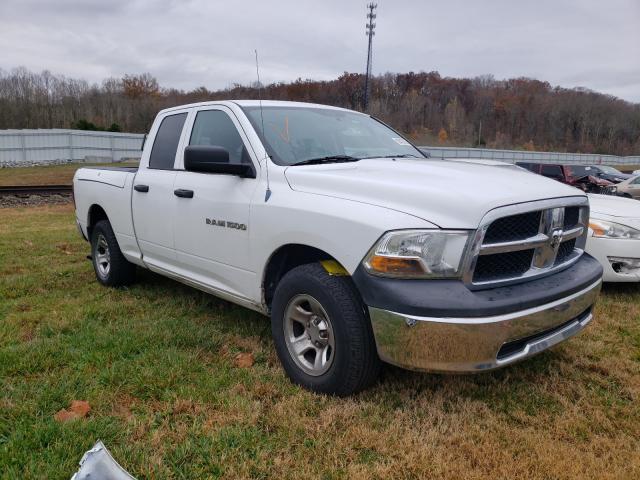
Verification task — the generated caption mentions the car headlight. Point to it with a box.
[589,219,640,239]
[363,230,471,278]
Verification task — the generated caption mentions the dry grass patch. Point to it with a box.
[0,162,138,186]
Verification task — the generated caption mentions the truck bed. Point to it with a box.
[73,166,141,263]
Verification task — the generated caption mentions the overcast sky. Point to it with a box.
[0,0,638,102]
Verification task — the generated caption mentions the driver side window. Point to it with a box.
[190,110,252,165]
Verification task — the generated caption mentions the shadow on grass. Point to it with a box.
[132,267,270,339]
[601,282,640,295]
[122,266,585,414]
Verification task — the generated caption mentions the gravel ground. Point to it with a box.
[0,194,73,208]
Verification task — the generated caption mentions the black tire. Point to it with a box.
[90,219,136,287]
[271,263,380,396]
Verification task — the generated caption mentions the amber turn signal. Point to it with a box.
[589,221,606,237]
[366,255,426,275]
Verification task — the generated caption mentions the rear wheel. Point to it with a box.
[90,220,136,287]
[271,263,380,396]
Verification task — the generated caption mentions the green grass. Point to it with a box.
[0,162,138,186]
[1,205,639,479]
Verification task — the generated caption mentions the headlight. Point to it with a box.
[363,230,471,278]
[589,219,640,239]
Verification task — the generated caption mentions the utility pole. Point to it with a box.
[363,2,377,112]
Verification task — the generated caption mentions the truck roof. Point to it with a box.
[158,100,360,116]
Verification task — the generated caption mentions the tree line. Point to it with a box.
[1,67,638,155]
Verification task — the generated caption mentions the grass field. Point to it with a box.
[1,204,639,479]
[0,162,138,186]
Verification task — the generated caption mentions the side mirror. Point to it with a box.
[184,145,255,178]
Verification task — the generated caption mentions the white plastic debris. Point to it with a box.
[70,441,136,480]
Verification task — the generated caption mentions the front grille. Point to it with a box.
[563,207,579,229]
[474,249,534,282]
[484,211,541,243]
[468,200,588,287]
[555,238,576,265]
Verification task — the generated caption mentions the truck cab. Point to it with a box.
[73,101,603,395]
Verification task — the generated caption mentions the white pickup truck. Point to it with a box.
[73,100,603,395]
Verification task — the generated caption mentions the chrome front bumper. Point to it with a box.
[368,279,602,372]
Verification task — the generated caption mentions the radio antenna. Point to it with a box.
[255,49,271,202]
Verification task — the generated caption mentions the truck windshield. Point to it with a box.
[241,105,425,166]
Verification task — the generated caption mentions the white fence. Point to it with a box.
[420,146,640,166]
[0,129,145,167]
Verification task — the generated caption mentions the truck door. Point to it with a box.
[132,111,188,272]
[172,106,260,299]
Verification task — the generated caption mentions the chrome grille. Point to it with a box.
[484,211,541,243]
[464,198,589,289]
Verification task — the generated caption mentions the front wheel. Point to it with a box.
[271,263,380,396]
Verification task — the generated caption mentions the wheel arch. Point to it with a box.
[262,243,348,310]
[87,204,109,240]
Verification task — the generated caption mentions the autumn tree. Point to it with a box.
[122,73,160,99]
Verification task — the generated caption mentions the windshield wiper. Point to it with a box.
[291,155,360,166]
[359,154,422,159]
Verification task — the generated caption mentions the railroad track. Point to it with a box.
[0,184,73,196]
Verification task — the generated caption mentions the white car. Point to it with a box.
[72,101,603,395]
[587,194,640,282]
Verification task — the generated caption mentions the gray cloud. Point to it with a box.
[1,0,638,101]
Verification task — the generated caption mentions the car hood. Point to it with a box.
[284,158,584,228]
[588,194,640,228]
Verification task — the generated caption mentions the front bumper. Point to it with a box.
[353,254,603,373]
[368,279,601,372]
[586,236,640,282]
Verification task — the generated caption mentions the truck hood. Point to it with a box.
[284,158,583,228]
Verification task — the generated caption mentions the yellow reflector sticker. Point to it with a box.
[320,260,349,276]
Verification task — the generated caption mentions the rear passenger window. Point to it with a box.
[149,113,187,169]
[190,110,251,165]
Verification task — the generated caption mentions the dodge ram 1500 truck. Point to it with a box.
[73,100,603,395]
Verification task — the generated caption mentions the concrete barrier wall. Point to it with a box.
[420,146,640,166]
[0,129,145,167]
[2,130,638,168]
